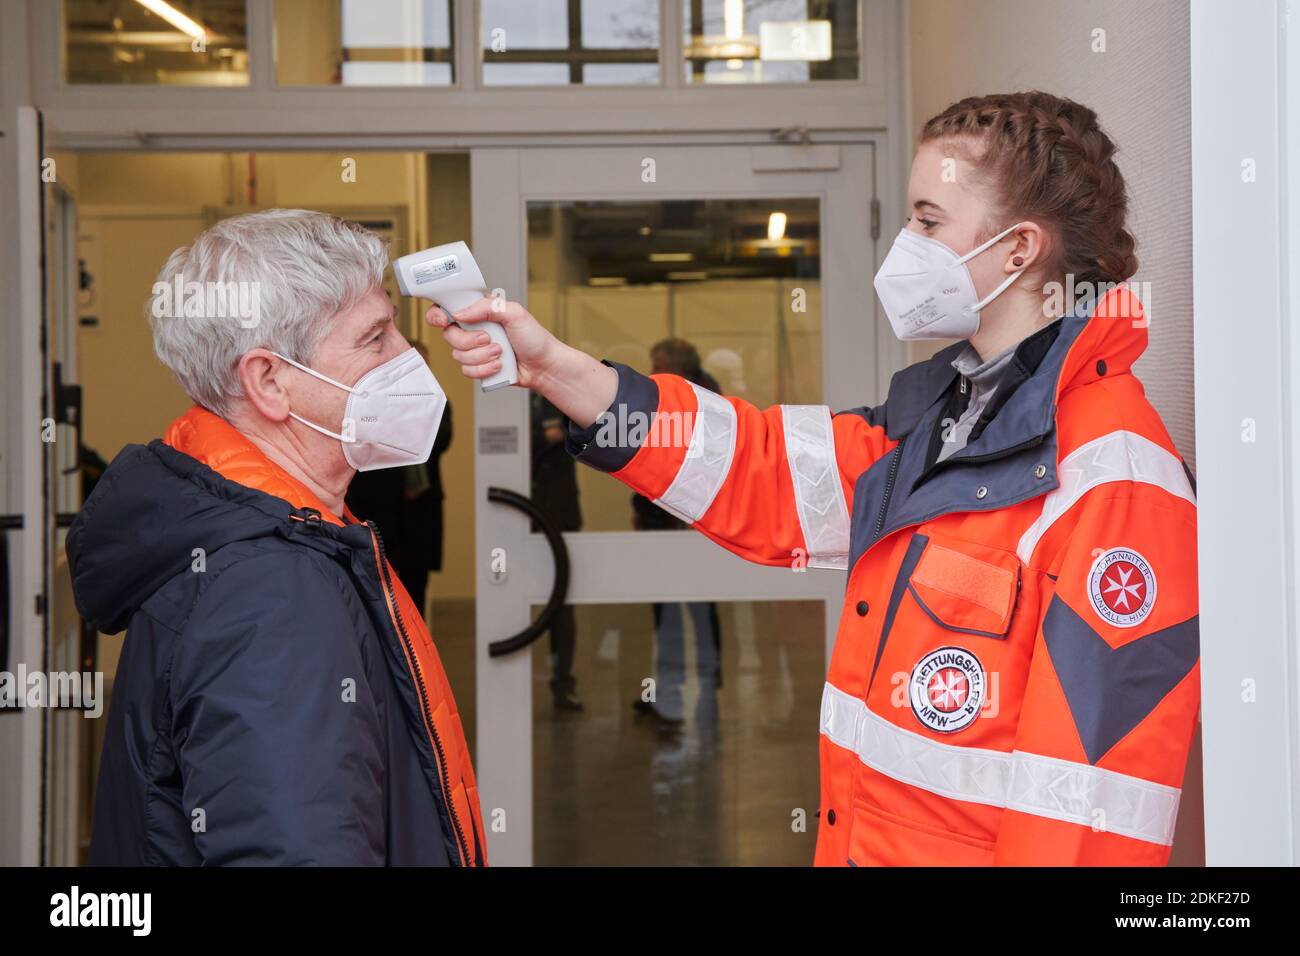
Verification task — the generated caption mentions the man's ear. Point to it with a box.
[237,348,291,422]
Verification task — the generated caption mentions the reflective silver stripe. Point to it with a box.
[1005,744,1182,846]
[654,383,737,524]
[819,682,1180,846]
[1017,429,1196,564]
[821,682,1012,809]
[781,405,851,570]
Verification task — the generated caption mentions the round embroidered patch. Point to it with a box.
[1088,547,1157,628]
[908,646,986,734]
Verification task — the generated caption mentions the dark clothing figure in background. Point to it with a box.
[399,400,453,613]
[347,401,453,618]
[531,392,584,711]
[633,339,723,729]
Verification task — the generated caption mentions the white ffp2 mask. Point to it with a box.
[873,223,1026,340]
[274,347,447,472]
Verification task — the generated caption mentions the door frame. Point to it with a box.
[0,105,55,866]
[469,141,888,864]
[1190,0,1300,866]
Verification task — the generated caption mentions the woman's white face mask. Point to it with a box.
[873,222,1026,340]
[273,347,447,472]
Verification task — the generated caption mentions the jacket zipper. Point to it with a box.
[366,520,474,867]
[873,437,906,539]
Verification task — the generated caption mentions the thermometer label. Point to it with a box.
[412,254,460,285]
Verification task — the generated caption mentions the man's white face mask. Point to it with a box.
[873,222,1026,340]
[273,347,447,472]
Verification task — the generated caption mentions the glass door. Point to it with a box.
[469,142,878,865]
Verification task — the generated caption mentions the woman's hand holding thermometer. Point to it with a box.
[413,242,618,426]
[393,241,519,392]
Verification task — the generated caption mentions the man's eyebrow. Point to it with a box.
[354,316,391,343]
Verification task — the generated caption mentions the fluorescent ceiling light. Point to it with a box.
[132,0,207,40]
[767,211,787,241]
[724,0,745,40]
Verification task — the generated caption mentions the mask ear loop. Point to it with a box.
[958,222,1028,315]
[272,351,359,394]
[271,351,359,444]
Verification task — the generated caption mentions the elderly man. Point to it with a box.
[67,209,486,867]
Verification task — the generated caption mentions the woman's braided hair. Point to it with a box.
[919,91,1137,290]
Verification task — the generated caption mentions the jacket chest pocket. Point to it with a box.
[906,535,1020,639]
[867,532,1026,734]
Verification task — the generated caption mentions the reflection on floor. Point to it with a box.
[532,600,824,866]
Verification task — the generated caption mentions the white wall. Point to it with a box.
[908,0,1195,470]
[1191,0,1300,866]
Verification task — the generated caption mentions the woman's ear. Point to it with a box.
[1007,222,1049,273]
[237,348,292,422]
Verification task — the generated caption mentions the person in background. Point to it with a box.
[631,338,723,730]
[531,391,584,711]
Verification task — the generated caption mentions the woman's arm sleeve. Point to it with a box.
[566,361,895,569]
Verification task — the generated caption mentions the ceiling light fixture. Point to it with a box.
[132,0,207,40]
[768,211,788,241]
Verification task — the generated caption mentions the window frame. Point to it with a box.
[34,0,892,145]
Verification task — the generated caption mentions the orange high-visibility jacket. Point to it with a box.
[567,287,1199,866]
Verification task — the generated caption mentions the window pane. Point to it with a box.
[528,198,822,534]
[481,0,660,86]
[64,0,249,85]
[275,0,455,86]
[683,0,860,84]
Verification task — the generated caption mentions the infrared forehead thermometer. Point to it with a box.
[393,241,518,392]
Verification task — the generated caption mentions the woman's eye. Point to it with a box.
[919,218,939,230]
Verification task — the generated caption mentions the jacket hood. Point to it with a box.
[1053,283,1148,401]
[67,406,365,634]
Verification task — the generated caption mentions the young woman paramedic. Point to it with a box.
[432,91,1200,867]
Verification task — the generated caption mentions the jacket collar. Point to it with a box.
[882,284,1148,457]
[163,405,355,526]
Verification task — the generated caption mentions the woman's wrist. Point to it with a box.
[532,340,618,428]
[528,336,575,397]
